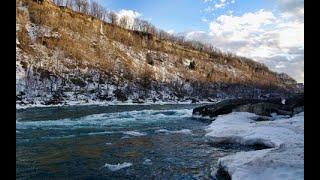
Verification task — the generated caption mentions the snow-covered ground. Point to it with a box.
[205,112,304,180]
[16,99,214,109]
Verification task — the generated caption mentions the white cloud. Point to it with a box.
[278,0,304,13]
[117,9,141,19]
[278,0,304,21]
[187,6,304,82]
[209,9,276,43]
[201,17,208,22]
[116,9,142,28]
[215,1,226,9]
[166,29,175,35]
[203,0,236,12]
[276,21,304,48]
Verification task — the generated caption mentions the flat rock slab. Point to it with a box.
[193,94,304,118]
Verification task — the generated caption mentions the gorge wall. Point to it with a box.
[16,0,298,105]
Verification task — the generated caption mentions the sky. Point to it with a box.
[96,0,304,83]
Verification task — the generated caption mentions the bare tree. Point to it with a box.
[82,0,89,14]
[133,18,143,31]
[74,0,88,13]
[90,1,105,19]
[53,0,64,6]
[51,0,230,60]
[119,16,129,28]
[65,0,74,8]
[107,12,118,25]
[136,20,155,34]
[74,0,82,11]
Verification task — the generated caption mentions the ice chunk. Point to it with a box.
[205,112,304,179]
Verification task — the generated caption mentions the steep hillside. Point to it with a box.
[16,0,297,105]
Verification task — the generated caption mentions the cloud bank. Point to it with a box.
[191,0,304,82]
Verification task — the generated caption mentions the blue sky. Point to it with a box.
[98,0,277,33]
[96,0,304,83]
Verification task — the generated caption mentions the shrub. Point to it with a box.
[113,89,128,102]
[17,27,33,52]
[70,78,86,87]
[189,61,196,70]
[146,53,154,65]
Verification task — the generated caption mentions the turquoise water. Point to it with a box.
[16,104,235,179]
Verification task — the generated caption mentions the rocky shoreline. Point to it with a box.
[15,99,216,110]
[193,93,304,119]
[192,94,304,179]
[207,112,304,180]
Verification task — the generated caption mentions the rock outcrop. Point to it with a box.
[193,93,304,118]
[16,0,299,106]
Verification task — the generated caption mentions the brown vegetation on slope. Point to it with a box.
[16,0,297,93]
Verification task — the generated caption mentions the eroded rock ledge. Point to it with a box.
[193,93,304,119]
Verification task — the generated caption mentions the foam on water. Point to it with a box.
[143,159,152,165]
[155,129,193,135]
[42,135,76,140]
[17,105,219,179]
[121,135,130,139]
[16,109,192,130]
[123,131,147,136]
[104,162,133,171]
[86,131,115,136]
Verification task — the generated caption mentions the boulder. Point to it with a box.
[207,98,217,103]
[191,98,200,104]
[234,102,289,117]
[132,98,145,104]
[97,94,112,101]
[113,89,128,102]
[193,99,265,118]
[192,94,304,119]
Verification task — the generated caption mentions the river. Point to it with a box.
[16,104,244,179]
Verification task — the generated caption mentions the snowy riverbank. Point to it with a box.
[205,112,304,179]
[16,99,214,110]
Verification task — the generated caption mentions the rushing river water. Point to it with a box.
[16,104,241,179]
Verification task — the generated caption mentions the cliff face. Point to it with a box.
[16,0,297,105]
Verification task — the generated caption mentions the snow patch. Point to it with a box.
[205,112,304,179]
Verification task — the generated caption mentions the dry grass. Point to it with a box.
[16,0,296,89]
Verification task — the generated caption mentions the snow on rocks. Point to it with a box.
[205,112,304,179]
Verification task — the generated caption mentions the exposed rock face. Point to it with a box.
[193,94,304,118]
[16,0,299,106]
[193,99,264,118]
